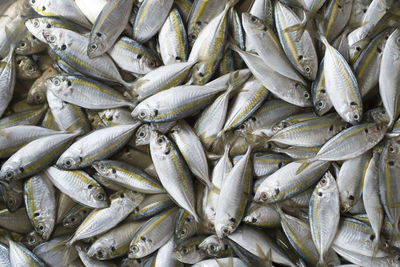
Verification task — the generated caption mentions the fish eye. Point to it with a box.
[182,247,188,254]
[28,65,34,71]
[318,101,323,107]
[185,217,192,223]
[138,131,145,137]
[96,193,104,200]
[260,192,268,200]
[64,158,72,166]
[353,114,359,120]
[33,20,40,27]
[138,110,147,118]
[31,0,35,3]
[19,41,26,47]
[8,199,15,205]
[61,44,66,50]
[305,66,311,73]
[5,171,14,179]
[97,250,103,257]
[304,93,309,99]
[251,16,257,22]
[46,24,51,28]
[35,94,42,101]
[42,6,46,11]
[90,44,97,50]
[38,224,44,231]
[48,35,56,43]
[157,137,164,144]
[96,32,102,37]
[251,217,257,223]
[210,244,215,251]
[131,245,139,252]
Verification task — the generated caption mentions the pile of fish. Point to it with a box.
[0,0,400,266]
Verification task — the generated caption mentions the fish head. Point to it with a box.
[365,123,387,142]
[92,161,118,179]
[289,81,312,107]
[87,239,114,260]
[87,32,107,58]
[86,183,108,207]
[242,12,268,33]
[34,217,53,240]
[314,90,330,115]
[16,55,41,79]
[131,103,158,121]
[42,27,71,51]
[27,89,46,104]
[135,124,150,146]
[316,171,336,194]
[341,103,362,124]
[175,215,197,241]
[254,185,277,203]
[25,18,47,41]
[129,237,150,258]
[367,107,390,124]
[149,131,171,156]
[300,57,317,81]
[22,231,45,249]
[387,138,400,159]
[199,235,224,255]
[16,37,34,55]
[174,241,205,264]
[215,223,234,238]
[339,189,356,213]
[46,75,72,97]
[0,163,21,181]
[56,152,80,169]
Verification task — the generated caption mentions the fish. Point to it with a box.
[150,131,198,220]
[67,190,144,245]
[45,166,109,209]
[0,131,79,180]
[158,8,188,65]
[88,0,135,58]
[133,0,174,43]
[309,171,340,266]
[56,123,140,169]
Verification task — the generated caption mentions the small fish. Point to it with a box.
[150,131,198,220]
[133,0,174,43]
[45,166,109,209]
[309,172,340,266]
[158,8,188,65]
[92,160,164,194]
[88,0,135,58]
[57,123,140,169]
[129,206,179,258]
[67,190,143,245]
